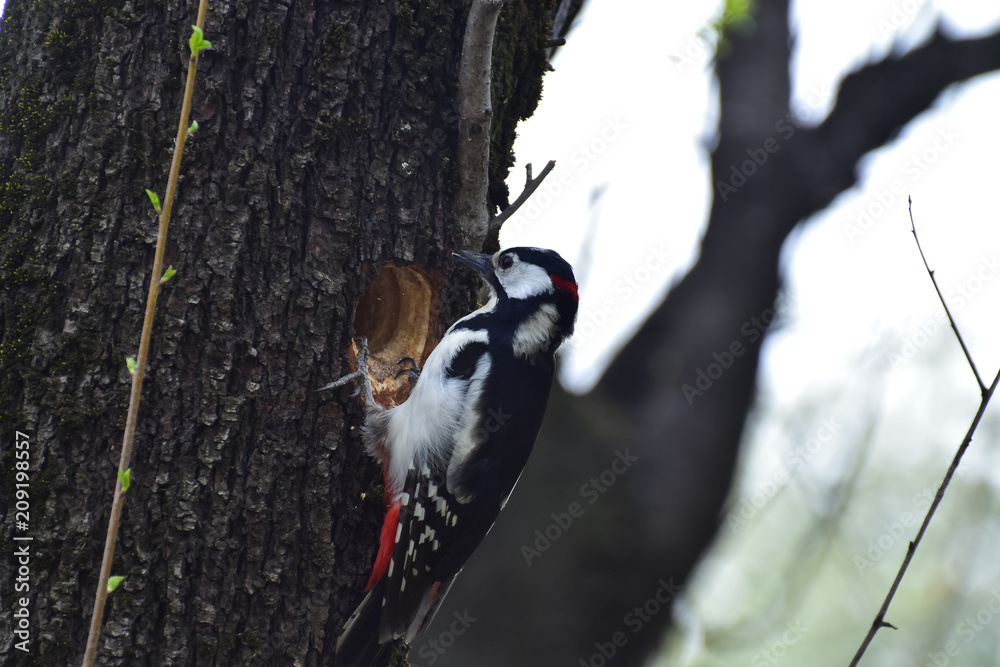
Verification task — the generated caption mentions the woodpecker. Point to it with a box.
[333,247,578,667]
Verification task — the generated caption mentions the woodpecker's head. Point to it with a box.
[454,247,579,345]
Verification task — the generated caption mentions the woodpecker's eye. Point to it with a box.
[499,254,515,270]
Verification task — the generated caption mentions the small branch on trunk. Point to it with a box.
[547,0,578,59]
[488,160,556,232]
[456,0,505,250]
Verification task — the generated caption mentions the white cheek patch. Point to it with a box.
[498,260,554,300]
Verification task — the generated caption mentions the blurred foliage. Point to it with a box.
[702,0,755,60]
[657,360,1000,667]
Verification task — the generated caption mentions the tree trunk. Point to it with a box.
[0,0,553,664]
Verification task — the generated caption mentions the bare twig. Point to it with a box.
[456,0,505,249]
[908,197,986,394]
[848,205,1000,666]
[81,3,210,664]
[488,159,556,232]
[547,0,579,59]
[849,371,999,665]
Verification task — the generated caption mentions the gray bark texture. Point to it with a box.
[0,0,553,665]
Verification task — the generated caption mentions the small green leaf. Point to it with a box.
[188,119,199,134]
[118,468,131,493]
[126,357,136,374]
[160,265,177,284]
[189,26,202,52]
[107,576,125,593]
[145,189,161,213]
[189,26,212,55]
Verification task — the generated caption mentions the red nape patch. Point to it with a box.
[366,500,401,591]
[552,275,579,301]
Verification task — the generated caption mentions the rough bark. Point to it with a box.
[0,0,553,665]
[440,3,1000,666]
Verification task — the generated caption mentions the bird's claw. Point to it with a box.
[318,336,375,407]
[395,357,421,387]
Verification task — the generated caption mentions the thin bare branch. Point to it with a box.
[488,159,556,232]
[848,212,1000,665]
[849,369,999,665]
[82,2,210,664]
[456,0,505,249]
[908,198,986,393]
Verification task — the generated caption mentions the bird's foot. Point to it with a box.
[318,336,375,407]
[394,357,422,388]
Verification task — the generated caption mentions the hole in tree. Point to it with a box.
[353,264,439,405]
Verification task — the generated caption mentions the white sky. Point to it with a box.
[501,0,1000,398]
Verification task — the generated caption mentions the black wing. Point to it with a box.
[377,343,555,643]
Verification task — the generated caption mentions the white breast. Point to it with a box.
[384,327,489,493]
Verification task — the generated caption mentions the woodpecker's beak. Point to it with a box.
[453,251,494,278]
[453,250,501,292]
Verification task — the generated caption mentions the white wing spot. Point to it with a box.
[395,523,403,542]
[400,492,411,506]
[414,502,426,521]
[383,328,489,492]
[451,515,457,527]
[388,558,394,578]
